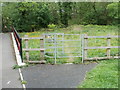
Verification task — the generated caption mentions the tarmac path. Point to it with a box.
[0,33,97,88]
[22,63,97,88]
[0,33,22,88]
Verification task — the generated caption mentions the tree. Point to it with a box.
[107,3,119,24]
[58,2,72,27]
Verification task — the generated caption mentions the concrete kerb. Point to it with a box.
[11,33,26,89]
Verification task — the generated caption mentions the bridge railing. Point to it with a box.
[12,26,23,61]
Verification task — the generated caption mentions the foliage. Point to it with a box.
[2,2,51,32]
[107,3,119,24]
[107,3,118,19]
[2,2,119,32]
[48,23,56,31]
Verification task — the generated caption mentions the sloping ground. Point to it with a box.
[21,63,96,88]
[1,33,22,88]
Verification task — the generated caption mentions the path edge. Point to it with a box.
[11,33,26,89]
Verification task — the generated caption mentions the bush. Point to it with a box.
[48,24,56,31]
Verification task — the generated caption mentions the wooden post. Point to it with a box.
[25,35,29,61]
[81,34,84,63]
[62,33,64,54]
[107,34,111,59]
[40,35,44,61]
[54,34,57,64]
[84,34,88,60]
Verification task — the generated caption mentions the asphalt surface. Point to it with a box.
[0,33,2,89]
[22,63,97,88]
[1,33,22,88]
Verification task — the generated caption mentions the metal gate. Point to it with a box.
[43,33,83,64]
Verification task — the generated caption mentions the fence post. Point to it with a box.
[20,38,23,62]
[62,33,64,54]
[54,34,57,64]
[81,34,85,63]
[43,34,46,55]
[81,34,84,63]
[107,34,111,59]
[84,34,88,61]
[25,35,29,62]
[40,35,44,61]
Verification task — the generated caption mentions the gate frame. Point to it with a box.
[43,33,83,64]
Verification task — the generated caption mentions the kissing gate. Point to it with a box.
[43,33,83,64]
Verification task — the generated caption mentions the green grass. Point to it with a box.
[78,59,118,88]
[20,25,118,64]
[20,24,119,88]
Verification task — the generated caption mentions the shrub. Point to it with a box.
[48,24,56,31]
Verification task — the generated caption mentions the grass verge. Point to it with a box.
[78,59,118,88]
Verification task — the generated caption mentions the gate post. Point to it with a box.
[54,34,57,64]
[82,34,88,63]
[106,34,111,59]
[81,34,84,63]
[24,35,29,62]
[40,35,44,61]
[62,33,64,54]
[84,34,88,60]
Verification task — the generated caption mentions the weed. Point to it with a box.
[12,64,29,69]
[21,80,27,84]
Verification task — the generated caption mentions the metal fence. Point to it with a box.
[43,33,82,64]
[21,33,119,64]
[12,27,23,61]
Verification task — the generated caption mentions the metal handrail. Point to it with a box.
[12,26,23,61]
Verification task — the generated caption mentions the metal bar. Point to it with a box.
[12,26,23,62]
[46,46,81,49]
[57,56,82,58]
[57,52,81,54]
[63,34,80,35]
[44,39,81,41]
[20,38,23,61]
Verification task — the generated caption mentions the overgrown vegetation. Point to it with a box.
[2,2,119,32]
[20,25,118,64]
